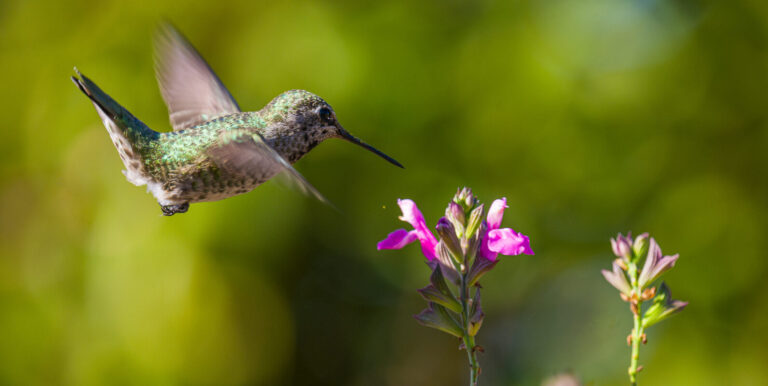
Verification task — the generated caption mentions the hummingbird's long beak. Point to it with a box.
[337,127,404,168]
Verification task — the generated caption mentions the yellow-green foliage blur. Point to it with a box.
[1,0,766,385]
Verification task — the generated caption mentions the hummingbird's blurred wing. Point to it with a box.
[154,24,241,131]
[208,130,332,206]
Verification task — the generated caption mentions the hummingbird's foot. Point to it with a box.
[160,202,189,216]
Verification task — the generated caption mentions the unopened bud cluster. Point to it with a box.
[603,233,687,328]
[602,232,687,384]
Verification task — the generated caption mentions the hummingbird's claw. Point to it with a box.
[160,202,189,216]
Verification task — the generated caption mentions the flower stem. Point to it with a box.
[627,262,644,385]
[463,333,480,386]
[629,303,643,385]
[460,276,480,386]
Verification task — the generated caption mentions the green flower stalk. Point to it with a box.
[379,188,534,386]
[602,233,687,385]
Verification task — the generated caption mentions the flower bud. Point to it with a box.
[445,202,466,236]
[465,204,485,240]
[638,238,679,289]
[633,233,649,261]
[453,187,477,212]
[436,217,463,261]
[611,233,633,262]
[601,261,632,296]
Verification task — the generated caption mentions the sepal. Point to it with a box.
[464,221,486,266]
[468,287,484,336]
[428,246,460,285]
[467,252,499,287]
[436,240,462,273]
[414,302,464,338]
[417,265,461,313]
[642,282,688,328]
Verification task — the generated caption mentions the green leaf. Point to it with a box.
[414,302,464,338]
[417,284,462,313]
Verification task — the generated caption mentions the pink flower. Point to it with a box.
[377,199,439,260]
[378,197,533,261]
[478,198,534,261]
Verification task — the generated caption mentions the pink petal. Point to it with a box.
[415,237,438,261]
[640,253,679,288]
[601,262,632,295]
[477,221,498,261]
[397,199,438,260]
[377,229,418,250]
[397,199,427,228]
[487,228,534,256]
[486,198,507,230]
[638,238,662,286]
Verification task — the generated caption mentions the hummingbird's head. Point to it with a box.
[266,90,403,168]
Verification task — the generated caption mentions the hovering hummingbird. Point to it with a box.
[72,25,403,216]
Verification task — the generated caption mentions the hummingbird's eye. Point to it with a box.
[317,107,333,123]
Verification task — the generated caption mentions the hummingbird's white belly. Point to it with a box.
[121,170,177,206]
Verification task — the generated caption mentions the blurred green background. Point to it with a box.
[1,0,767,384]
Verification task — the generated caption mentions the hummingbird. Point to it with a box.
[71,25,403,216]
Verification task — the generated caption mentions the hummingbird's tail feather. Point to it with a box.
[71,68,159,187]
[71,68,159,141]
